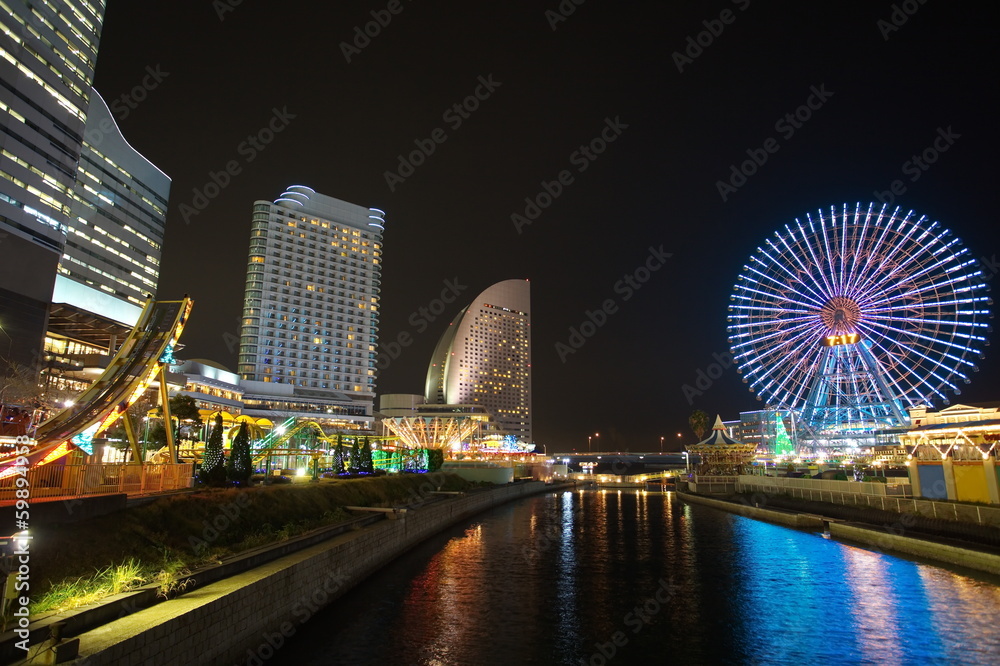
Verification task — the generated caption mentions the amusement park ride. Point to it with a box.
[0,296,531,478]
[728,202,992,452]
[0,297,193,477]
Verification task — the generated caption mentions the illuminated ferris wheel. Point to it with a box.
[727,202,992,435]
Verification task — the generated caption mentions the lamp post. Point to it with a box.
[588,435,592,453]
[659,436,664,453]
[683,451,690,473]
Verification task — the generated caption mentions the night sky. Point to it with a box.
[91,1,998,452]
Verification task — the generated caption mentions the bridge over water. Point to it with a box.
[554,452,699,475]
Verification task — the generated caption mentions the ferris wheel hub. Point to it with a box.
[820,296,862,334]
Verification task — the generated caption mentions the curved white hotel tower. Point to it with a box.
[424,279,531,443]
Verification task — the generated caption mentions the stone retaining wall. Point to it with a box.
[678,491,824,529]
[65,481,556,665]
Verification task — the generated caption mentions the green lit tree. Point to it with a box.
[199,413,227,486]
[334,440,346,474]
[349,439,361,472]
[360,437,374,474]
[427,449,444,473]
[774,413,795,456]
[226,421,253,485]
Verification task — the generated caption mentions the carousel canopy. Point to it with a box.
[690,415,746,448]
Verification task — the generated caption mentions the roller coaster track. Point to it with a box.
[0,297,193,473]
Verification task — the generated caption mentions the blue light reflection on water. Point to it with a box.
[274,491,1000,665]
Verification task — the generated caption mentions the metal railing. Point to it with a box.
[0,463,194,502]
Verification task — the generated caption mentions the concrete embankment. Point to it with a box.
[679,491,1000,576]
[62,481,565,665]
[678,491,825,529]
[829,523,1000,576]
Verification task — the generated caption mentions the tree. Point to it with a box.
[689,410,710,441]
[334,440,346,474]
[349,439,361,472]
[226,421,252,485]
[169,395,203,440]
[427,449,444,473]
[200,413,227,486]
[360,437,374,474]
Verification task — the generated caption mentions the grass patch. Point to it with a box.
[30,473,473,615]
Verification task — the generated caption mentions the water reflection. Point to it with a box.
[277,491,1000,665]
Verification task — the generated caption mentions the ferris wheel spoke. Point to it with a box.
[860,319,981,367]
[746,254,827,308]
[798,217,838,298]
[851,212,930,299]
[860,333,950,402]
[842,202,876,302]
[843,204,899,300]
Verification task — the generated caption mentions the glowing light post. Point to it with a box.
[660,436,664,453]
[683,451,690,473]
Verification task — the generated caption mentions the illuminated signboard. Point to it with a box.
[821,333,861,347]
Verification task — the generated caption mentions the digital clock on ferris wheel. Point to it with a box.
[821,333,861,347]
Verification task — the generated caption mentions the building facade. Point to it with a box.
[424,279,531,443]
[238,186,384,430]
[55,90,170,326]
[0,1,107,370]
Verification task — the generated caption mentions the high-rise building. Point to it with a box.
[55,90,170,326]
[424,279,532,443]
[42,90,171,392]
[0,1,107,370]
[238,185,384,430]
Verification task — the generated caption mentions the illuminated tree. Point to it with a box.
[360,437,374,474]
[774,414,795,456]
[226,421,252,485]
[349,439,361,472]
[333,440,346,474]
[199,413,227,486]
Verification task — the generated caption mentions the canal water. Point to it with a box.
[273,490,1000,665]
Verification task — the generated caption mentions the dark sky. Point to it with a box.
[92,1,998,453]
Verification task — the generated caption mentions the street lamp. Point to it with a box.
[659,436,664,453]
[588,435,592,453]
